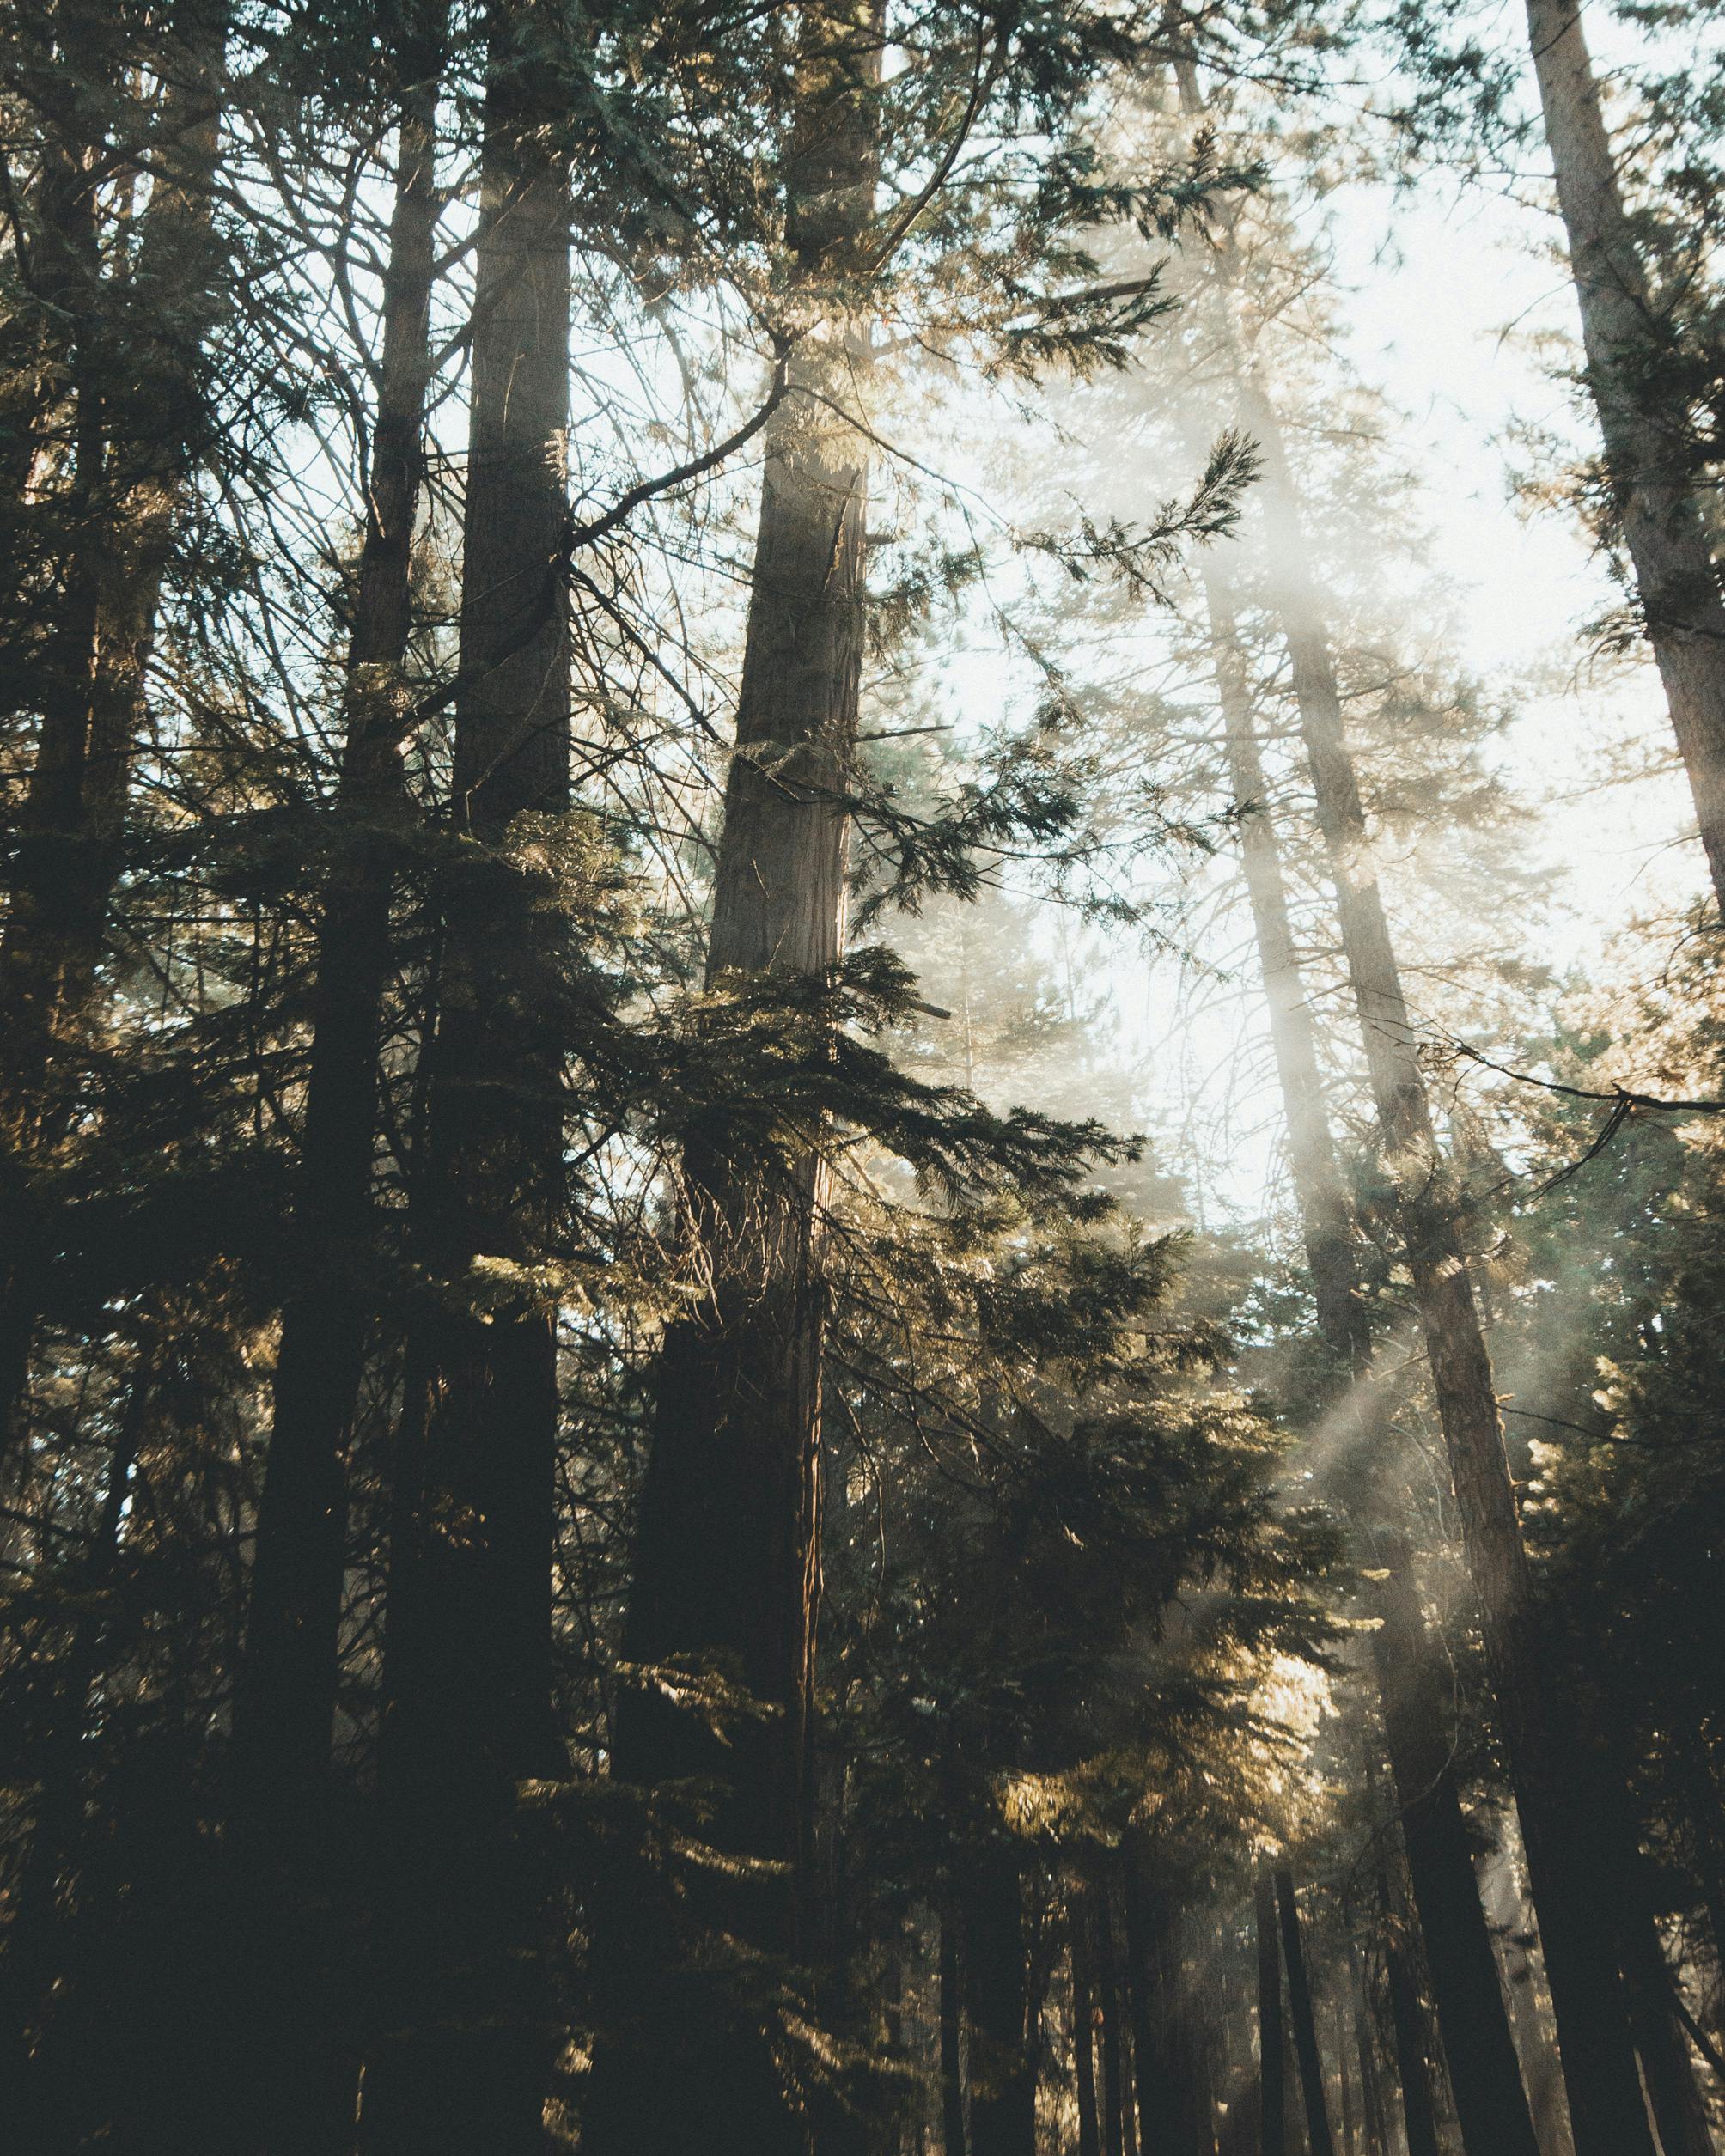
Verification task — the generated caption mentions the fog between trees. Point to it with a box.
[2,3,1724,2153]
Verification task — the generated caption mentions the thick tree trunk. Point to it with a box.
[963,1844,1037,2156]
[1243,364,1656,2156]
[584,10,881,2152]
[1125,1868,1217,2156]
[1258,1868,1288,2156]
[1275,1873,1337,2156]
[1202,555,1540,2156]
[358,11,571,2149]
[1371,1541,1544,2156]
[222,21,446,2152]
[1523,0,1725,918]
[1374,1850,1443,2156]
[0,1,227,1443]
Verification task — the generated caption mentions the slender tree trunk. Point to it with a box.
[0,0,227,1444]
[358,9,571,2147]
[944,1892,970,2156]
[1275,1873,1337,2156]
[1335,1999,1358,2156]
[1241,360,1655,2156]
[584,9,881,2150]
[1615,1841,1715,2156]
[221,21,446,2151]
[1096,1878,1128,2156]
[1259,1868,1288,2156]
[1202,553,1540,2156]
[1350,1939,1390,2156]
[1077,1897,1103,2156]
[1523,0,1725,917]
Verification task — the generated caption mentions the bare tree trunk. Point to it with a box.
[1523,0,1725,917]
[964,1844,1037,2156]
[1259,1869,1289,2156]
[220,20,446,2151]
[1201,555,1541,2156]
[1096,1878,1128,2156]
[944,1892,970,2156]
[1275,1874,1337,2156]
[1077,1892,1103,2156]
[585,9,881,2152]
[0,0,227,1443]
[359,9,571,2147]
[1241,362,1655,2156]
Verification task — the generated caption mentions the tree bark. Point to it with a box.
[963,1843,1037,2156]
[1370,1541,1544,2156]
[1523,0,1725,919]
[221,18,446,2150]
[1077,1895,1103,2156]
[0,0,228,1444]
[1258,1868,1288,2156]
[1242,361,1656,2156]
[1201,551,1540,2156]
[1275,1873,1337,2156]
[1096,1879,1128,2156]
[944,1891,970,2156]
[358,9,571,2148]
[584,9,881,2151]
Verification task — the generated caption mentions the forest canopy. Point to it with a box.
[1,1,1723,2153]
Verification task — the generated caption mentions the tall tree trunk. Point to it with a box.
[944,1891,970,2156]
[1241,361,1656,2156]
[1201,552,1541,2156]
[1258,1868,1288,2156]
[583,9,881,2151]
[1096,1878,1128,2156]
[1615,1837,1715,2156]
[222,19,446,2151]
[358,9,571,2147]
[1374,1846,1444,2156]
[1523,0,1725,918]
[964,1843,1037,2156]
[1350,1939,1391,2156]
[1370,1542,1544,2156]
[0,0,228,1444]
[1077,1895,1103,2156]
[1275,1873,1337,2156]
[1125,1868,1217,2156]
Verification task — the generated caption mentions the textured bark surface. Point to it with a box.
[0,2,227,1440]
[360,11,571,2147]
[1274,1873,1336,2156]
[584,9,881,2153]
[1201,550,1540,2156]
[1256,1868,1287,2156]
[222,21,446,2151]
[1525,0,1725,917]
[1246,364,1655,2156]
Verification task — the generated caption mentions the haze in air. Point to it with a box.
[1,3,1722,2154]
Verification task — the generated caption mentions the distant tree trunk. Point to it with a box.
[1350,1940,1390,2156]
[964,1844,1037,2156]
[584,9,881,2151]
[1334,1999,1358,2156]
[1258,1869,1288,2156]
[1242,360,1656,2156]
[358,8,571,2148]
[1275,1873,1336,2156]
[1077,1897,1103,2156]
[1125,1868,1217,2156]
[223,19,446,2149]
[1523,0,1725,919]
[1202,542,1541,2156]
[0,0,227,1444]
[1096,1879,1128,2156]
[944,1892,970,2156]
